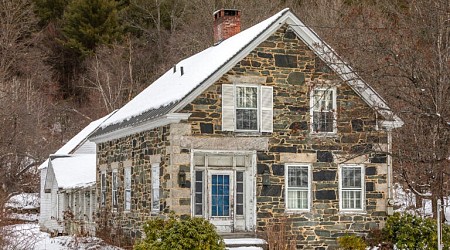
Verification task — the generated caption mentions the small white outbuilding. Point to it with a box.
[39,113,113,235]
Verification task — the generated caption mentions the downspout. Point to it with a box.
[387,129,394,215]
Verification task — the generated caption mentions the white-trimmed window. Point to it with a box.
[124,167,131,211]
[151,163,160,213]
[340,165,364,211]
[112,169,118,209]
[222,84,273,132]
[100,171,106,207]
[310,87,337,133]
[285,164,311,211]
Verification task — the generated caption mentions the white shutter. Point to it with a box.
[222,84,235,131]
[260,86,273,132]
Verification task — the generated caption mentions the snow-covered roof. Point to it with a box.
[51,154,96,189]
[39,112,115,169]
[100,9,289,128]
[92,8,402,141]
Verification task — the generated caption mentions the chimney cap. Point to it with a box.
[213,9,241,19]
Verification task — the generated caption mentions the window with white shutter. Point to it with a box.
[260,86,273,132]
[221,84,273,132]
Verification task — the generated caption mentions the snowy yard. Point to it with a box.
[2,223,123,250]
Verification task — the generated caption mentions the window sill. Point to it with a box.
[285,209,310,214]
[310,132,338,138]
[233,131,263,136]
[338,210,366,215]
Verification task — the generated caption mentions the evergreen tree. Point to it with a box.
[62,0,123,56]
[34,0,70,25]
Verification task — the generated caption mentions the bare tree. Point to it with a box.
[82,41,137,113]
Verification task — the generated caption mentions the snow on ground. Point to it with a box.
[2,223,123,250]
[6,193,39,210]
[394,183,450,222]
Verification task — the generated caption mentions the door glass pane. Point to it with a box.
[211,174,230,216]
[236,171,244,215]
[194,171,204,215]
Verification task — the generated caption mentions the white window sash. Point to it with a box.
[310,87,337,134]
[235,85,259,132]
[112,170,118,209]
[285,164,311,211]
[100,171,106,207]
[124,167,131,211]
[339,165,365,211]
[151,163,160,213]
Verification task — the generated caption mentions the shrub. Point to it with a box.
[382,212,450,249]
[134,214,225,250]
[337,234,366,250]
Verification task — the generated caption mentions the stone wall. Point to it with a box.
[176,25,389,249]
[96,126,170,238]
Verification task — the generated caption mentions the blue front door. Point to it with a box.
[211,174,230,217]
[208,170,233,232]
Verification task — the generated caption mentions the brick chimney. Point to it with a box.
[213,9,241,44]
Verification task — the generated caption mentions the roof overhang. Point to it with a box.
[90,113,191,143]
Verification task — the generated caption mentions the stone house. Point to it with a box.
[90,8,403,249]
[39,114,113,235]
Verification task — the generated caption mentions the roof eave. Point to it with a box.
[90,113,191,143]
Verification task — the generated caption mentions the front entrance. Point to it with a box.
[192,151,255,233]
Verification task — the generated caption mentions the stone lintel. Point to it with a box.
[111,162,119,170]
[179,136,269,151]
[227,75,267,84]
[334,154,369,164]
[123,160,132,167]
[149,154,162,164]
[280,152,316,163]
[99,164,107,171]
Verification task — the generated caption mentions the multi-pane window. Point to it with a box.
[340,165,364,210]
[211,174,230,216]
[236,86,258,130]
[124,167,131,211]
[100,171,106,207]
[236,171,244,215]
[286,164,310,210]
[222,84,273,132]
[151,163,160,213]
[112,169,118,209]
[194,170,204,216]
[311,88,336,133]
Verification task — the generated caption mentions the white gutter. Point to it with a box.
[90,113,191,143]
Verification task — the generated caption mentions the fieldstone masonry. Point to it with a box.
[96,25,390,249]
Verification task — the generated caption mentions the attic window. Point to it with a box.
[310,87,337,134]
